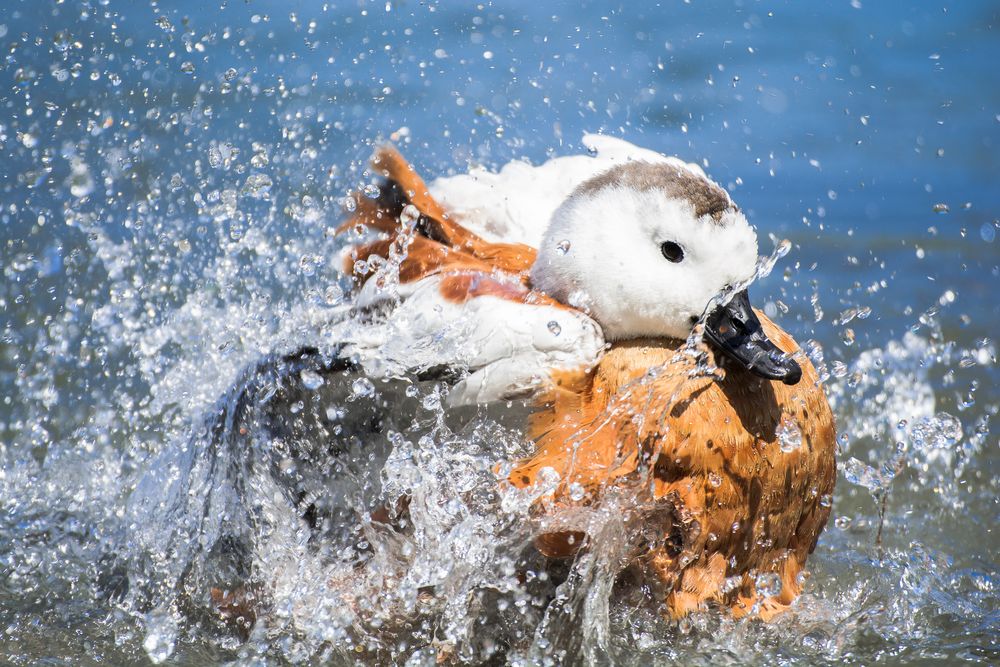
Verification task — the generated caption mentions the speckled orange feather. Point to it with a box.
[509,316,836,620]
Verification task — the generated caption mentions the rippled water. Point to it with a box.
[1,1,998,664]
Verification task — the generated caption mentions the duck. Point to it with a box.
[337,134,837,622]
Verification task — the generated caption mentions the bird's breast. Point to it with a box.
[508,315,836,618]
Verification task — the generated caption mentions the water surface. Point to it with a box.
[1,1,997,664]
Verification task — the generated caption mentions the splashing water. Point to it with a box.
[1,2,998,666]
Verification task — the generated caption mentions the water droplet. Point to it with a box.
[932,203,949,214]
[755,572,782,597]
[547,321,562,336]
[909,412,962,451]
[300,369,324,390]
[399,204,420,227]
[981,222,996,243]
[351,377,375,399]
[773,238,792,259]
[810,292,824,322]
[536,466,560,488]
[707,471,722,488]
[777,418,803,452]
[250,143,269,168]
[207,142,240,170]
[324,284,344,305]
[568,482,585,501]
[556,239,571,254]
[242,173,273,199]
[154,15,173,32]
[842,456,891,492]
[422,392,441,411]
[142,611,178,664]
[67,158,94,198]
[362,183,381,199]
[298,254,317,276]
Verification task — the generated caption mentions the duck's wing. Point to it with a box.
[339,145,605,406]
[347,145,538,274]
[427,133,701,248]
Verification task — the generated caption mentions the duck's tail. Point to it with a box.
[339,144,537,286]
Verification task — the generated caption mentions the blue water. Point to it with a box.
[3,1,998,345]
[1,1,997,664]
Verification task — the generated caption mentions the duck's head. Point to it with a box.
[531,160,801,385]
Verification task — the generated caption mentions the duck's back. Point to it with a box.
[510,314,836,620]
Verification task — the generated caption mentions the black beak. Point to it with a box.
[702,289,802,385]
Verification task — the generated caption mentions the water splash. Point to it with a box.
[1,3,998,663]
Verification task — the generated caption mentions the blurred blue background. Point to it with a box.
[4,1,998,228]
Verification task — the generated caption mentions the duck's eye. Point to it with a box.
[660,241,685,263]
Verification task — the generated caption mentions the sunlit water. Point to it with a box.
[1,1,997,665]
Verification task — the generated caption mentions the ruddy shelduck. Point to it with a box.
[340,135,836,621]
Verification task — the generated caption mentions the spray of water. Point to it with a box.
[2,9,997,658]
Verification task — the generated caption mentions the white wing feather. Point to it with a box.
[333,275,604,406]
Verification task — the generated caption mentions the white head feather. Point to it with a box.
[530,162,759,341]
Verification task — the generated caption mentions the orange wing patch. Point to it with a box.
[341,145,538,296]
